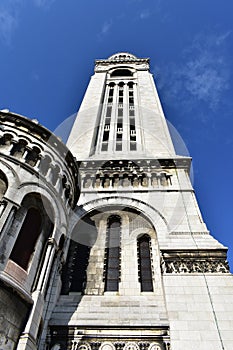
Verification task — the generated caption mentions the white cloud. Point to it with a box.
[32,0,56,9]
[0,9,17,45]
[127,0,143,3]
[101,20,113,35]
[0,0,56,45]
[156,31,231,113]
[31,72,40,81]
[97,19,113,40]
[216,30,231,46]
[182,53,229,110]
[140,9,150,19]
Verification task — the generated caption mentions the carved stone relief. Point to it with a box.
[99,342,116,350]
[69,342,166,350]
[161,250,230,274]
[148,343,162,350]
[71,342,91,350]
[124,343,140,350]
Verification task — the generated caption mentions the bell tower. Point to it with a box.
[45,53,233,350]
[66,52,175,160]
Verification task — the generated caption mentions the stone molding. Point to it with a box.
[49,327,170,350]
[169,231,210,235]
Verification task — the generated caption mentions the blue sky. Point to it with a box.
[0,0,233,270]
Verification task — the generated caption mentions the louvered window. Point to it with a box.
[104,215,121,291]
[61,240,91,294]
[137,234,153,292]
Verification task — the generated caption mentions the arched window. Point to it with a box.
[0,133,13,147]
[110,69,133,77]
[25,146,41,167]
[137,234,153,292]
[40,155,52,176]
[104,215,121,291]
[10,207,42,270]
[10,139,27,158]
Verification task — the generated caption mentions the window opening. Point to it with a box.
[137,234,153,292]
[25,146,41,167]
[129,109,135,116]
[70,242,90,292]
[0,133,13,147]
[128,84,137,151]
[111,69,133,77]
[101,86,115,152]
[118,108,123,117]
[104,215,121,291]
[61,216,97,294]
[10,207,42,270]
[10,139,27,159]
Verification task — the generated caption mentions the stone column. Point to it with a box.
[0,200,7,219]
[36,238,57,293]
[16,238,59,350]
[0,202,17,238]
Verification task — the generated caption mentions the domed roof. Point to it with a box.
[108,52,137,61]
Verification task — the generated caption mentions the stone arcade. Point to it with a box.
[0,53,233,350]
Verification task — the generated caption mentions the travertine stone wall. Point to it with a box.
[0,285,30,350]
[66,72,106,159]
[163,274,233,350]
[137,70,175,158]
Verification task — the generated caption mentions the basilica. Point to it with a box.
[0,53,233,350]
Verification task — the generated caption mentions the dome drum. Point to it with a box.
[0,111,80,208]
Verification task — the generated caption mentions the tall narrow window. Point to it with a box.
[69,241,90,293]
[104,215,121,291]
[61,216,97,295]
[137,234,153,292]
[101,84,115,152]
[116,83,124,151]
[10,207,42,270]
[128,82,137,151]
[10,139,28,159]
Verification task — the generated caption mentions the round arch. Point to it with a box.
[0,160,20,195]
[70,196,169,240]
[108,66,136,77]
[16,183,68,239]
[110,68,133,77]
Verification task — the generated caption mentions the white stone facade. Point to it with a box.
[0,52,233,350]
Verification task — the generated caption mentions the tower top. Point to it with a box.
[95,52,150,72]
[108,52,138,61]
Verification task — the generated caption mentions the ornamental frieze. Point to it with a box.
[68,342,168,350]
[50,338,170,350]
[161,250,230,274]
